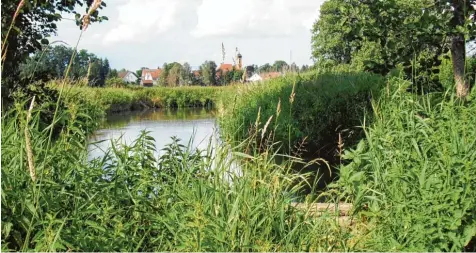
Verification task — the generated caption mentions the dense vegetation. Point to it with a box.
[2,0,476,251]
[1,97,352,251]
[64,85,227,113]
[312,0,476,97]
[335,78,476,251]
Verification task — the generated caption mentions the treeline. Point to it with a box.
[311,0,476,96]
[19,45,115,87]
[136,60,310,87]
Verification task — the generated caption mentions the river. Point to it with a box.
[88,107,218,160]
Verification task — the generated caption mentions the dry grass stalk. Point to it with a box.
[25,96,36,182]
[82,0,102,31]
[276,98,281,116]
[1,0,26,66]
[261,115,273,140]
[289,83,296,104]
[338,132,344,158]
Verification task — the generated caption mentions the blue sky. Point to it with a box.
[52,0,325,71]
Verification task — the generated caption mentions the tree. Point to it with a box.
[136,67,146,79]
[272,60,288,72]
[19,45,100,82]
[290,62,298,72]
[102,59,110,78]
[159,63,169,86]
[311,0,476,96]
[200,61,217,86]
[181,62,192,86]
[448,0,476,98]
[167,63,182,87]
[88,59,103,87]
[109,69,118,78]
[259,63,272,73]
[1,0,107,101]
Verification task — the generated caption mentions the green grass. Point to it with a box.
[62,85,232,113]
[218,71,384,166]
[2,73,475,251]
[1,100,351,251]
[334,77,476,251]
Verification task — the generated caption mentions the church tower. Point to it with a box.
[237,52,243,70]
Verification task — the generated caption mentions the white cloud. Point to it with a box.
[103,0,179,45]
[192,0,325,38]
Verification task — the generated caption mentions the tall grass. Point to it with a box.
[61,84,232,113]
[1,101,352,251]
[334,77,476,251]
[218,71,384,157]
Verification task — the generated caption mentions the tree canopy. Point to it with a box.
[311,0,475,96]
[1,0,108,101]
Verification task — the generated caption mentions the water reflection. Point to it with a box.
[88,107,218,160]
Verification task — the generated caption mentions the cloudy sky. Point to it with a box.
[53,0,325,71]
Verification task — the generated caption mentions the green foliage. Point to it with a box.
[272,60,288,72]
[67,85,228,113]
[200,61,218,86]
[310,0,471,78]
[1,103,350,251]
[439,55,476,91]
[334,78,476,251]
[105,77,127,88]
[219,71,384,159]
[1,0,107,102]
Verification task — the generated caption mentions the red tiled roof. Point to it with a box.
[193,70,200,77]
[118,71,128,78]
[260,72,281,80]
[217,63,234,72]
[141,69,162,80]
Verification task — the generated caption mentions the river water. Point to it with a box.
[88,107,218,160]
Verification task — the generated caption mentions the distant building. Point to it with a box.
[141,69,162,87]
[248,73,263,82]
[260,72,282,80]
[217,63,234,72]
[118,71,138,83]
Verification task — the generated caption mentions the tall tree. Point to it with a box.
[167,63,182,87]
[1,0,107,101]
[136,67,146,80]
[272,60,288,72]
[448,0,476,98]
[259,63,272,73]
[311,0,476,96]
[159,63,169,86]
[181,62,192,86]
[200,61,217,86]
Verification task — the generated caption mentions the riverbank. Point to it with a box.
[2,72,475,251]
[64,85,232,114]
[2,83,352,251]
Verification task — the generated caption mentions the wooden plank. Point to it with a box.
[291,202,353,217]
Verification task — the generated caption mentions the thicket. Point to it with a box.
[334,78,476,251]
[218,71,384,163]
[1,98,352,251]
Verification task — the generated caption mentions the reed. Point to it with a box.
[333,77,476,251]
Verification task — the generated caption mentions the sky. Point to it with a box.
[52,0,325,71]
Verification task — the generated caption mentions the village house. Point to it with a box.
[141,68,162,87]
[247,71,282,83]
[260,72,282,80]
[216,52,243,80]
[118,71,139,83]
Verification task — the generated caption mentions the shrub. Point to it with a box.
[334,77,476,251]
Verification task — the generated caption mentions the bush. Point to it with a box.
[334,77,476,251]
[219,71,384,161]
[105,77,127,88]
